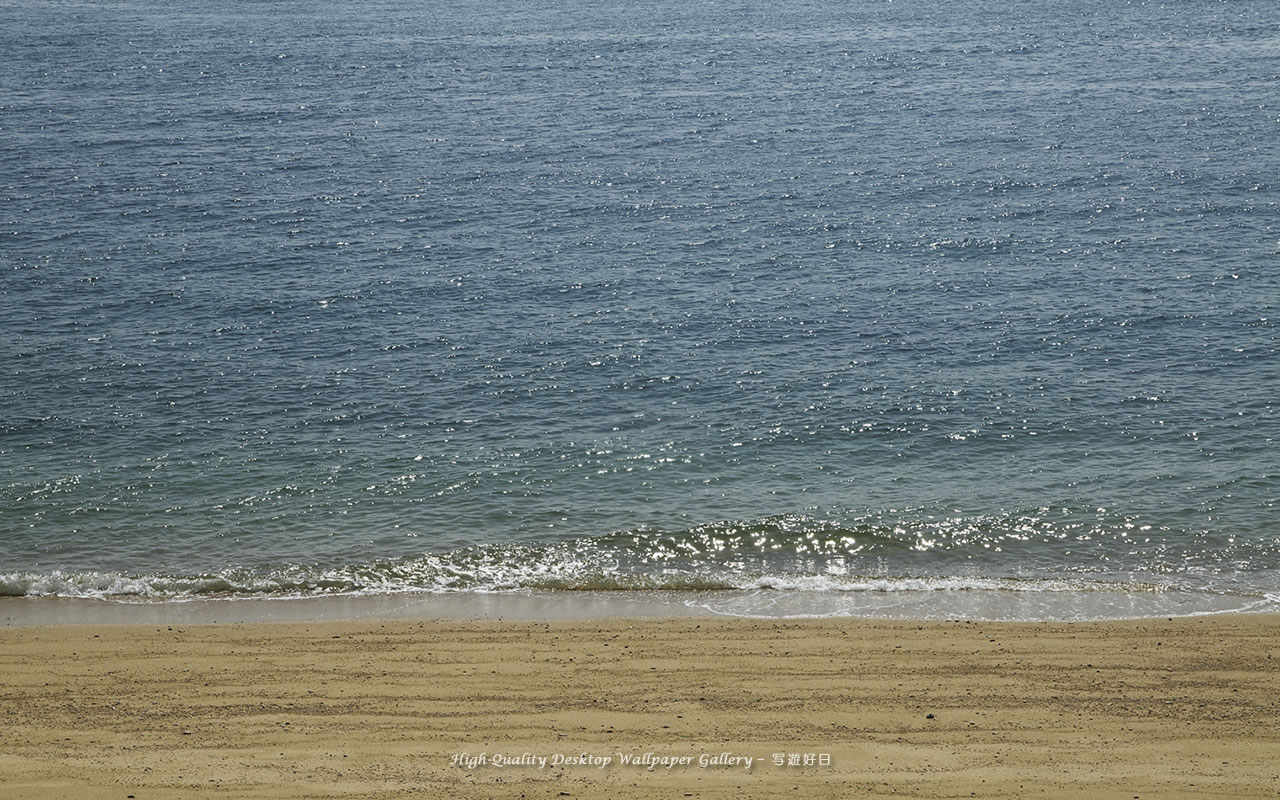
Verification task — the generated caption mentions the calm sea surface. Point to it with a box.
[2,0,1278,617]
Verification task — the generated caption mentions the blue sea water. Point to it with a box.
[2,0,1278,617]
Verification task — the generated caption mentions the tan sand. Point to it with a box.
[1,614,1278,799]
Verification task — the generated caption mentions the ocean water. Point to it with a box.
[2,0,1278,619]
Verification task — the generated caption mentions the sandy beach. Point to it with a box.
[2,613,1278,799]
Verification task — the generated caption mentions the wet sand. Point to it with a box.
[2,614,1277,799]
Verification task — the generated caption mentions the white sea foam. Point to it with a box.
[6,563,1276,627]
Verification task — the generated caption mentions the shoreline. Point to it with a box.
[2,613,1277,799]
[3,586,1276,627]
